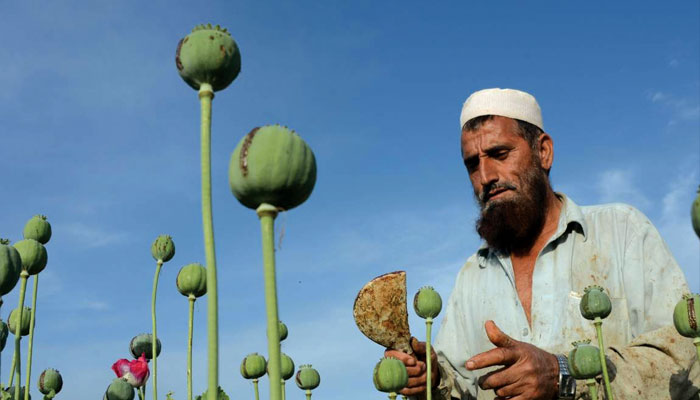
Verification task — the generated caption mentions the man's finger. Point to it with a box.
[384,349,417,367]
[465,346,517,370]
[477,366,515,390]
[484,320,515,348]
[411,337,427,356]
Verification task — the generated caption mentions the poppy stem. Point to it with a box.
[305,389,311,400]
[6,350,15,391]
[585,378,598,400]
[694,337,700,363]
[151,260,163,400]
[252,379,260,400]
[199,83,220,400]
[187,295,195,400]
[257,203,282,400]
[13,272,28,400]
[23,275,39,400]
[594,318,613,400]
[426,317,433,400]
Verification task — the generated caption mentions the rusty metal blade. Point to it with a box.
[353,270,413,354]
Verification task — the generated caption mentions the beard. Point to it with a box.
[475,162,551,254]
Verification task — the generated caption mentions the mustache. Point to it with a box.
[479,182,517,203]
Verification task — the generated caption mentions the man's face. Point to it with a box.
[461,116,550,253]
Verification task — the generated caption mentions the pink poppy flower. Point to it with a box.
[111,353,150,387]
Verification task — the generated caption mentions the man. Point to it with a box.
[386,88,698,399]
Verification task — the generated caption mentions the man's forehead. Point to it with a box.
[461,117,521,149]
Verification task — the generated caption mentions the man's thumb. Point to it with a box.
[485,320,513,347]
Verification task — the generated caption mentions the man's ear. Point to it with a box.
[537,132,554,171]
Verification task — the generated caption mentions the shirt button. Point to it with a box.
[522,328,529,336]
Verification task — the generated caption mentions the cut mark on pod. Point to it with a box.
[175,38,184,71]
[240,127,259,177]
[688,297,697,331]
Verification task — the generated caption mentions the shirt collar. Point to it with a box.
[476,192,588,263]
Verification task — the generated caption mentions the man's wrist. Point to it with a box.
[555,354,576,399]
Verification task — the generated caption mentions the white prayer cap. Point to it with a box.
[460,88,544,131]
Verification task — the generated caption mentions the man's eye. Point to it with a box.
[465,160,478,171]
[494,150,508,160]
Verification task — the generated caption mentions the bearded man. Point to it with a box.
[386,88,699,399]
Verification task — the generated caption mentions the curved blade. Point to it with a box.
[353,270,413,354]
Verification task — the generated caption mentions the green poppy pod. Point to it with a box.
[692,186,700,238]
[129,333,162,360]
[176,263,207,298]
[579,285,612,320]
[414,286,442,319]
[240,353,267,379]
[8,306,31,336]
[278,320,288,342]
[0,320,8,351]
[104,378,135,400]
[38,368,63,396]
[175,24,241,92]
[267,352,295,381]
[567,340,602,380]
[151,235,175,263]
[373,357,408,393]
[0,239,21,296]
[23,215,51,245]
[295,364,320,390]
[4,386,29,400]
[229,125,317,211]
[673,293,700,338]
[13,239,47,275]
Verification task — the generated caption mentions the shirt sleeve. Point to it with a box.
[594,207,700,398]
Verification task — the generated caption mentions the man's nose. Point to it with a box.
[478,158,499,187]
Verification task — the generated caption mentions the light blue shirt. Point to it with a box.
[432,194,690,399]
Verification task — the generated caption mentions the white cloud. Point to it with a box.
[647,91,700,125]
[59,222,128,249]
[597,169,652,211]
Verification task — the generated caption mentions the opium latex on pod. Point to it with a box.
[175,24,241,92]
[229,125,316,210]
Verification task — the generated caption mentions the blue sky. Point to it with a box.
[0,1,698,399]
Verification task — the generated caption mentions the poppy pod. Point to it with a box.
[151,235,175,263]
[414,286,442,319]
[579,285,612,320]
[38,368,63,396]
[0,239,21,296]
[22,215,51,245]
[373,357,408,393]
[175,24,241,92]
[240,353,267,379]
[103,378,135,400]
[176,263,207,298]
[129,333,162,360]
[229,125,317,211]
[295,364,320,390]
[13,239,47,275]
[568,340,602,379]
[674,293,700,338]
[8,306,31,336]
[268,352,295,381]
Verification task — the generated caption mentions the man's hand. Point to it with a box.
[466,320,559,400]
[384,337,440,396]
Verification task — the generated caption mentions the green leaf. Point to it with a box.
[196,387,229,400]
